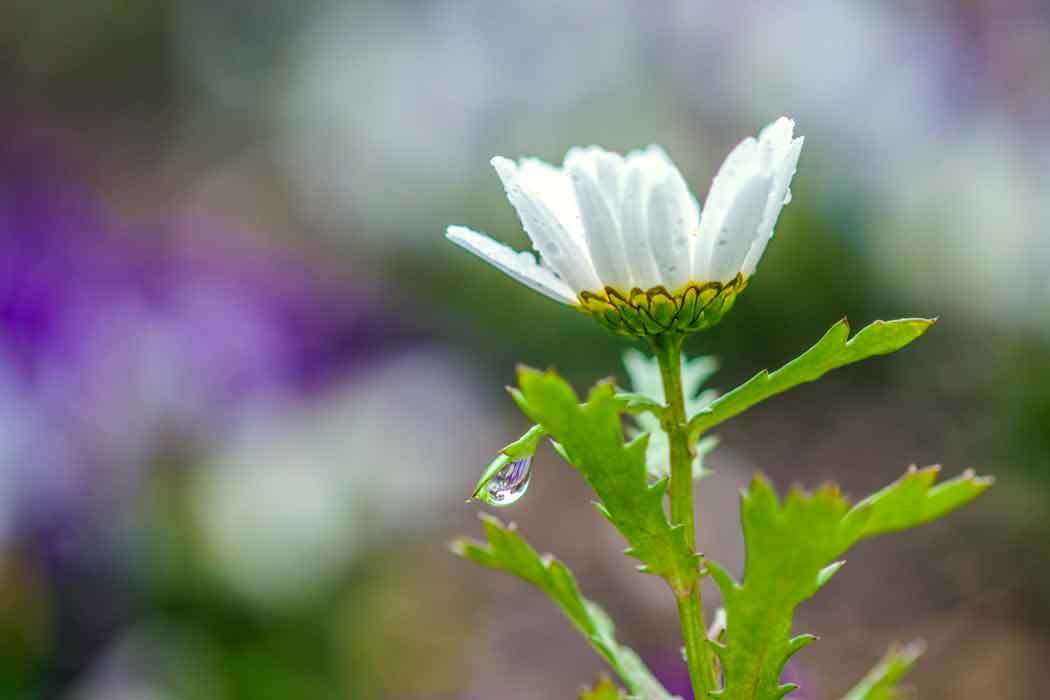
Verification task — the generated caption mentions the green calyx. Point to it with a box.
[577,274,748,337]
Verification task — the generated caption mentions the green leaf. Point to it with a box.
[855,466,994,538]
[622,349,719,479]
[579,677,629,700]
[471,424,547,500]
[688,318,935,440]
[452,515,673,700]
[707,467,990,700]
[842,641,925,700]
[512,367,698,591]
[613,391,666,417]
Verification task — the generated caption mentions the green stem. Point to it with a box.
[651,333,719,698]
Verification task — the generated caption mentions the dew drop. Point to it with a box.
[482,456,533,506]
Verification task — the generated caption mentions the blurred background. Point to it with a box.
[1,1,1049,698]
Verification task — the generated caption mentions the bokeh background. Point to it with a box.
[2,1,1049,698]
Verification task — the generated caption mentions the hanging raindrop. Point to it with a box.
[481,456,533,506]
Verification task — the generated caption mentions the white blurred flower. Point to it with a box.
[447,118,802,336]
[192,350,499,607]
[276,0,651,246]
[872,118,1050,333]
[622,349,719,478]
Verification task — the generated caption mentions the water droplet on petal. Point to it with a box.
[482,456,533,506]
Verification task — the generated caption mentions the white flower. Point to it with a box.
[447,117,803,336]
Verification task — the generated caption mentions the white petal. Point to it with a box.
[515,157,584,241]
[706,174,773,283]
[693,137,761,278]
[743,134,804,276]
[646,173,693,291]
[758,117,796,156]
[564,146,625,206]
[664,158,701,240]
[592,151,626,203]
[566,155,632,290]
[619,161,661,289]
[491,157,601,293]
[446,226,577,305]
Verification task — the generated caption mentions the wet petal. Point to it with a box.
[566,154,633,290]
[446,226,577,304]
[491,156,601,293]
[707,173,773,283]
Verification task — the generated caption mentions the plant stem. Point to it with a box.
[652,333,719,698]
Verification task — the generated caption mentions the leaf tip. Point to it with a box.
[477,511,505,527]
[513,363,539,380]
[961,468,996,488]
[747,472,776,494]
[816,560,846,588]
[897,638,928,660]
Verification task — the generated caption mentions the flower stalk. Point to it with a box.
[652,332,719,698]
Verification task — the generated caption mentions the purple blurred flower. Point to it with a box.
[0,123,415,688]
[0,127,403,543]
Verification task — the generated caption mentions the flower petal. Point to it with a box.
[446,226,577,305]
[491,156,601,293]
[647,172,693,291]
[514,157,584,241]
[693,136,761,278]
[706,173,773,283]
[564,146,625,207]
[742,124,804,276]
[619,160,662,289]
[639,147,700,228]
[566,151,633,290]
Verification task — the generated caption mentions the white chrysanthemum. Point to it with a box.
[447,118,803,336]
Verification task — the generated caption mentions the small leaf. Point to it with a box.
[842,640,926,700]
[613,391,665,417]
[471,424,547,500]
[688,318,935,439]
[579,676,629,700]
[850,466,994,538]
[512,367,699,592]
[708,467,988,700]
[452,515,673,700]
[621,349,720,479]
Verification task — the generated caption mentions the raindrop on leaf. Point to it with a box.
[481,456,533,507]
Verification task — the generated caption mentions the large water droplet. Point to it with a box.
[482,456,533,506]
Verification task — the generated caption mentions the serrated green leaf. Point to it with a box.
[452,515,673,700]
[708,467,989,700]
[613,391,666,417]
[688,318,934,440]
[471,424,547,500]
[842,641,925,700]
[512,367,698,591]
[622,349,719,479]
[579,676,629,700]
[854,466,994,538]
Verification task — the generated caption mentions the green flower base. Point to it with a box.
[578,274,748,337]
